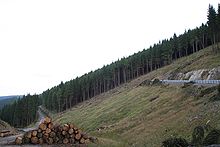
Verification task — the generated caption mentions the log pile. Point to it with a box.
[0,130,11,137]
[15,117,93,145]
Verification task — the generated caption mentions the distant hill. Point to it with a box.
[0,96,21,109]
[0,95,21,100]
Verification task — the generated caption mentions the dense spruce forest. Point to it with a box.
[0,4,219,127]
[0,95,41,127]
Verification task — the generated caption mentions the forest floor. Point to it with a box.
[52,46,220,146]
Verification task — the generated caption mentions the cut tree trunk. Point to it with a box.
[31,137,38,144]
[39,123,47,131]
[15,136,23,145]
[44,117,51,124]
[75,133,81,140]
[32,130,38,137]
[63,138,69,144]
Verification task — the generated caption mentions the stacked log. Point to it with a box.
[15,117,93,145]
[0,130,12,137]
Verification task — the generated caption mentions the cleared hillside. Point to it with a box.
[53,46,220,146]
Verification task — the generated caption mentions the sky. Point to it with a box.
[0,0,219,96]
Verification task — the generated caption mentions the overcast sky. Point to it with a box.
[0,0,219,96]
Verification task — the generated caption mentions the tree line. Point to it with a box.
[0,4,219,127]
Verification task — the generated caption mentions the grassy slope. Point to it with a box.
[53,46,220,146]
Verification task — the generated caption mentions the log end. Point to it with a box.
[15,136,23,145]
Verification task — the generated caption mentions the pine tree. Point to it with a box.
[217,4,220,45]
[207,4,217,50]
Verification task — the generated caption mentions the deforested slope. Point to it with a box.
[52,45,220,146]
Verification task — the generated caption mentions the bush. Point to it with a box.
[182,82,194,88]
[139,79,151,86]
[218,84,220,94]
[191,126,204,145]
[209,94,220,101]
[162,137,189,147]
[203,129,220,145]
[162,126,220,147]
[208,85,220,101]
[151,79,162,85]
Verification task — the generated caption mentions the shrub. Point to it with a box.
[162,137,189,147]
[182,82,194,88]
[218,84,220,94]
[209,94,220,101]
[203,129,220,145]
[208,85,220,101]
[191,126,204,145]
[151,79,162,85]
[139,79,151,86]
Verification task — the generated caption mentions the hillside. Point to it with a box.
[1,3,219,131]
[52,45,220,146]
